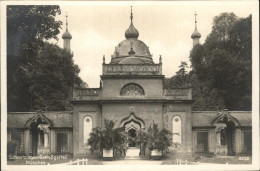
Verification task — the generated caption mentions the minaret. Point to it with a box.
[191,11,201,46]
[62,13,72,52]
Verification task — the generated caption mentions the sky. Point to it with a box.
[50,1,256,88]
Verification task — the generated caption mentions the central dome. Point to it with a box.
[110,7,153,64]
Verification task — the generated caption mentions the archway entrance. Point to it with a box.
[128,128,137,147]
[213,110,240,156]
[120,112,145,158]
[29,118,50,155]
[124,120,141,147]
[25,112,52,156]
[220,117,235,156]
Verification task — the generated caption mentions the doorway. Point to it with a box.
[128,128,137,147]
[219,117,235,156]
[29,118,49,155]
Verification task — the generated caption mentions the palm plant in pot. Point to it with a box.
[88,119,128,160]
[147,122,173,159]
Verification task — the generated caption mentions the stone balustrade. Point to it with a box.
[164,88,192,100]
[102,64,162,75]
[73,88,101,100]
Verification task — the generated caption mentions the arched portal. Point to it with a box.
[29,118,50,155]
[26,112,52,155]
[124,120,141,147]
[213,110,239,156]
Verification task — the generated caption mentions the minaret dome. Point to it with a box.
[62,13,72,51]
[191,11,201,46]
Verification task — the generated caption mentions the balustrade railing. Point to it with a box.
[73,88,100,100]
[164,88,190,96]
[102,64,162,75]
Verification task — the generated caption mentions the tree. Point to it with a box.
[190,13,252,110]
[28,43,85,111]
[164,61,190,89]
[7,5,62,112]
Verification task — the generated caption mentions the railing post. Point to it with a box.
[86,158,88,165]
[176,159,178,164]
[77,159,79,165]
[180,159,182,165]
[185,160,187,165]
[70,160,72,165]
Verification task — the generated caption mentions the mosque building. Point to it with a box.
[7,8,252,158]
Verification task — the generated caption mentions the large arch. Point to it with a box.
[120,112,145,148]
[120,113,145,129]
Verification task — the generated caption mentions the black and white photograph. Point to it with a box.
[1,0,259,170]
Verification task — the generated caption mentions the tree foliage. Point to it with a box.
[28,43,86,111]
[7,6,86,112]
[165,13,251,111]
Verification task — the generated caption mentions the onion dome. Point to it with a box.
[191,29,201,38]
[62,30,72,39]
[191,11,201,39]
[110,6,153,64]
[125,8,139,39]
[62,14,72,39]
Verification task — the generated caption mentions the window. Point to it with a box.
[243,131,252,153]
[56,132,69,153]
[195,131,208,153]
[8,130,24,155]
[84,116,92,145]
[120,83,144,96]
[172,116,181,145]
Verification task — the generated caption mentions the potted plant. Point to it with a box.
[88,119,128,160]
[147,122,173,159]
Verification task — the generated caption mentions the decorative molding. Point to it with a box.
[120,113,145,129]
[212,109,241,126]
[103,64,162,75]
[24,112,53,128]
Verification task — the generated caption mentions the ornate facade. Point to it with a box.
[7,9,252,158]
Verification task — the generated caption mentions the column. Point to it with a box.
[38,133,42,147]
[216,132,221,146]
[44,133,49,148]
[23,129,30,155]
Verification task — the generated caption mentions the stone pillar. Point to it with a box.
[23,129,30,155]
[50,129,55,153]
[216,132,221,145]
[234,128,242,154]
[208,129,216,153]
[38,133,42,147]
[44,133,49,148]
